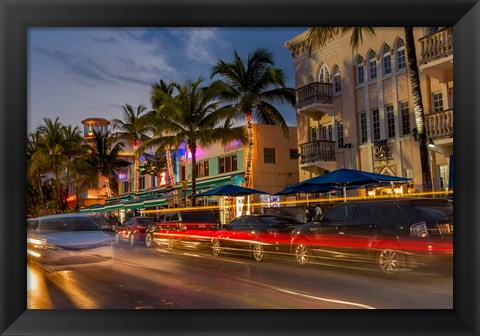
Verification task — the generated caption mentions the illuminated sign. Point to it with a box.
[224,139,243,153]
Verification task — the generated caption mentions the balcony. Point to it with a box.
[426,108,453,140]
[418,28,453,82]
[299,140,336,165]
[296,82,334,120]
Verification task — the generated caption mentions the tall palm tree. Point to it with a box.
[306,27,432,191]
[142,78,246,199]
[112,104,151,194]
[61,125,85,202]
[33,117,69,211]
[210,48,296,213]
[87,130,126,198]
[27,131,46,205]
[150,80,178,191]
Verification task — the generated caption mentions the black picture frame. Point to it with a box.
[1,0,479,335]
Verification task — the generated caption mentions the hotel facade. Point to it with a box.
[284,27,453,194]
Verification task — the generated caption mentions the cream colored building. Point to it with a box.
[284,27,453,193]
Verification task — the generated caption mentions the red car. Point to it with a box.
[115,216,156,246]
[145,210,219,250]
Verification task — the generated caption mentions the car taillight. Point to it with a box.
[410,221,429,237]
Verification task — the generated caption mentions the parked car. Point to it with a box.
[290,198,453,275]
[27,213,113,272]
[211,215,304,262]
[115,216,156,246]
[145,210,220,250]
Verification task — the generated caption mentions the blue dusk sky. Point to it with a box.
[28,27,307,134]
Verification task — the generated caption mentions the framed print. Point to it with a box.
[1,0,479,335]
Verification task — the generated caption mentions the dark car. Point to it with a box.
[27,214,113,271]
[115,216,156,246]
[145,210,220,250]
[211,215,304,262]
[290,198,453,275]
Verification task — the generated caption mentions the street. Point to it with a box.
[27,236,453,309]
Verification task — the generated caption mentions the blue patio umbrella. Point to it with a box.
[275,184,337,195]
[192,184,269,198]
[285,168,410,202]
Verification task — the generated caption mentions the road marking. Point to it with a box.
[237,278,375,309]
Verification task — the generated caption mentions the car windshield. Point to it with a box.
[37,217,101,233]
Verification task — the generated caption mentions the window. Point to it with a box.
[383,46,392,75]
[400,101,411,135]
[196,160,209,178]
[369,52,377,80]
[385,104,395,138]
[360,112,368,143]
[396,39,406,70]
[139,176,145,190]
[311,126,317,141]
[320,124,333,141]
[218,153,237,174]
[336,120,344,149]
[372,108,380,141]
[264,148,276,164]
[323,203,356,223]
[433,92,444,112]
[333,66,341,92]
[290,149,299,160]
[356,57,364,85]
[353,203,380,221]
[319,64,330,83]
[122,181,130,193]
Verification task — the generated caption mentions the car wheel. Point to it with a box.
[145,233,153,248]
[212,239,221,257]
[252,243,265,262]
[294,243,311,266]
[129,233,135,246]
[115,233,120,244]
[378,248,403,275]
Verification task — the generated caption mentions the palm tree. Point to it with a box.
[112,104,151,194]
[33,118,69,211]
[210,48,296,213]
[27,131,46,205]
[150,80,178,191]
[87,130,126,198]
[306,27,432,192]
[141,78,246,200]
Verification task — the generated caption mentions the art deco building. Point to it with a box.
[284,27,453,194]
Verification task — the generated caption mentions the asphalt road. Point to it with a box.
[27,237,453,309]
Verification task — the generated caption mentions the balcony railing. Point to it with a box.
[419,28,453,64]
[297,82,333,109]
[426,108,453,139]
[299,140,336,164]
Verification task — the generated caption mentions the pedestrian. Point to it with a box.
[313,204,322,222]
[304,207,310,223]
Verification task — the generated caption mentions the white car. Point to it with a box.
[27,213,113,271]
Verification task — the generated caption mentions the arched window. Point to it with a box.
[332,65,341,93]
[356,56,364,85]
[396,39,406,71]
[381,44,392,76]
[368,50,377,81]
[318,64,330,83]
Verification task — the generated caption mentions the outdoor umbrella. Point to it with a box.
[286,168,410,202]
[192,184,268,197]
[275,184,336,195]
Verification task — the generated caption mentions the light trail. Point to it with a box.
[237,278,376,309]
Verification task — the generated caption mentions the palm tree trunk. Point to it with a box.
[190,143,197,204]
[37,170,44,204]
[105,177,112,198]
[242,111,254,215]
[133,143,139,194]
[404,27,432,192]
